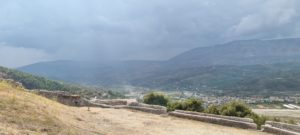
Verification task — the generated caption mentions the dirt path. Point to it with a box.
[61,107,272,135]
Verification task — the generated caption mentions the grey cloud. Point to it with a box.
[0,0,300,67]
[0,42,50,67]
[227,0,300,39]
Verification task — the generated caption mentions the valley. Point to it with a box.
[2,1,300,134]
[18,38,300,96]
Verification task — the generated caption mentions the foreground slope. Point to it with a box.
[0,80,271,135]
[0,80,77,135]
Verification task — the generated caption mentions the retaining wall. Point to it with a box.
[169,111,257,129]
[265,121,300,133]
[174,110,254,123]
[129,103,166,110]
[92,99,128,106]
[262,125,300,135]
[33,90,84,106]
[125,106,167,114]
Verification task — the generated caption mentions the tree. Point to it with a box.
[167,98,203,112]
[219,100,252,117]
[143,92,169,106]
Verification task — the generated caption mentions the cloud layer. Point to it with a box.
[0,0,299,67]
[0,42,49,67]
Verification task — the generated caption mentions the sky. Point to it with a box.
[0,0,300,67]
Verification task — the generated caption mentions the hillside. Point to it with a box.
[0,66,81,92]
[18,38,300,94]
[168,38,300,68]
[131,63,300,95]
[0,80,270,135]
[0,80,77,134]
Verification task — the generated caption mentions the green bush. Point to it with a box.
[167,101,182,111]
[204,104,220,115]
[273,117,281,122]
[250,113,267,130]
[167,98,203,112]
[143,92,169,106]
[220,101,252,117]
[287,119,296,125]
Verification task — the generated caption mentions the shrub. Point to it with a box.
[204,104,220,115]
[167,101,183,111]
[183,98,204,112]
[143,92,169,106]
[167,98,203,112]
[250,113,267,129]
[287,119,296,125]
[273,117,281,122]
[220,101,252,117]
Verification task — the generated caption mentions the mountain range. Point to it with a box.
[19,38,300,95]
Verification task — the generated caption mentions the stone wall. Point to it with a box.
[262,125,300,135]
[129,102,167,110]
[33,90,84,106]
[169,111,257,129]
[262,121,300,135]
[88,99,167,114]
[125,106,167,115]
[92,99,128,106]
[174,110,254,123]
[266,121,300,133]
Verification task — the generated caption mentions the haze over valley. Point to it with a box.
[1,0,300,135]
[19,38,300,95]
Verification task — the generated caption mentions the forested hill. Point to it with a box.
[18,38,300,94]
[167,38,300,68]
[0,66,81,92]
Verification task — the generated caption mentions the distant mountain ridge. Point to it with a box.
[18,38,300,94]
[167,38,300,68]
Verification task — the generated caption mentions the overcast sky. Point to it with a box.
[0,0,300,67]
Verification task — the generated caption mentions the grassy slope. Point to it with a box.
[0,80,272,135]
[0,80,77,135]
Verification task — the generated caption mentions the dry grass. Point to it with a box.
[0,81,77,135]
[0,81,271,135]
[253,109,300,123]
[70,107,272,135]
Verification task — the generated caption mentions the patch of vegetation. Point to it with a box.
[0,66,81,92]
[269,117,297,125]
[249,113,267,130]
[167,98,204,112]
[143,92,169,106]
[143,92,204,112]
[204,101,267,129]
[0,66,127,99]
[144,94,300,129]
[287,119,296,125]
[219,101,252,117]
[204,104,220,115]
